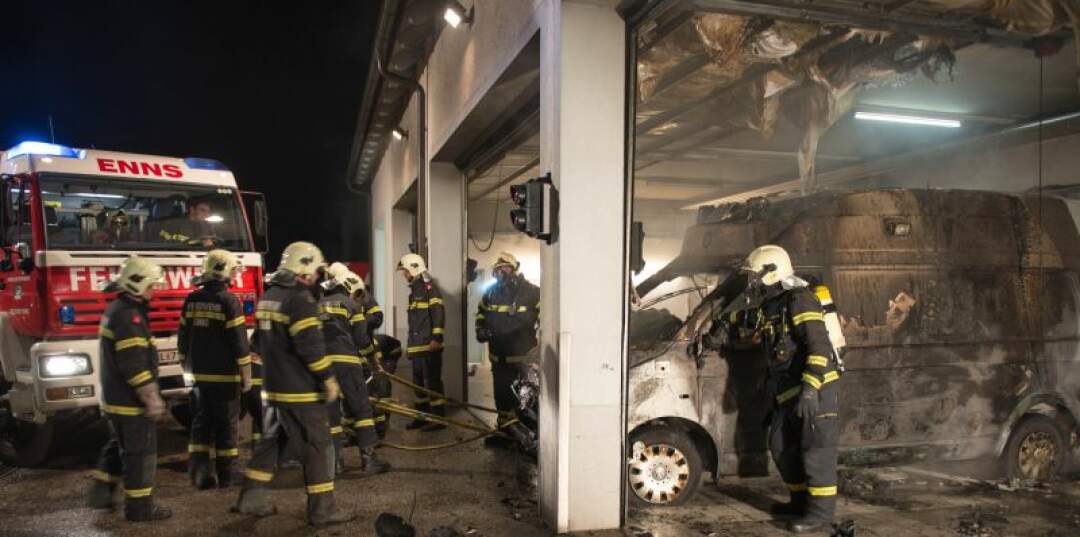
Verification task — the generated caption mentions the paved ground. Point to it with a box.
[1,362,1077,536]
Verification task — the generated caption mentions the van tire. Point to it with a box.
[1003,414,1066,481]
[627,425,703,507]
[0,421,54,468]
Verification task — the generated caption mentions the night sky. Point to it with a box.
[3,1,379,267]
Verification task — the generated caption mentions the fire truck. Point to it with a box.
[0,141,269,466]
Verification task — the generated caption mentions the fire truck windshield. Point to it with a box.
[28,174,252,251]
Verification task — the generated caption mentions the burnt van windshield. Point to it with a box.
[33,174,251,251]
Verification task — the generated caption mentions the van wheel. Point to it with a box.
[0,420,54,467]
[1004,414,1066,481]
[627,426,703,507]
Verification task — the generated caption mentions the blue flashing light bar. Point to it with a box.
[183,157,229,171]
[6,141,81,159]
[243,300,256,316]
[58,305,77,324]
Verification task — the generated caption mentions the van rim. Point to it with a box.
[628,441,691,504]
[1017,431,1058,480]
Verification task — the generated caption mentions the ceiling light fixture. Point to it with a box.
[444,1,473,28]
[855,111,961,128]
[392,127,408,141]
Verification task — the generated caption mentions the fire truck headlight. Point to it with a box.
[40,354,92,378]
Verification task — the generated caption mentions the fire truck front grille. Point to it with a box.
[59,291,187,330]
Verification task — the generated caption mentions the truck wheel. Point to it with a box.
[628,425,703,507]
[1004,414,1066,481]
[0,420,54,467]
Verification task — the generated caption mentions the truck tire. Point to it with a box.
[0,420,54,468]
[1003,414,1067,481]
[627,425,703,507]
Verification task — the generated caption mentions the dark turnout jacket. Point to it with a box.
[99,294,159,416]
[476,275,540,357]
[318,288,372,366]
[406,275,445,354]
[253,274,332,407]
[754,286,839,406]
[177,280,251,394]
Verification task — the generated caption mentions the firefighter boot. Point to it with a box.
[233,485,277,517]
[405,417,426,430]
[86,481,117,510]
[770,492,808,517]
[356,446,391,477]
[420,421,447,432]
[188,453,215,490]
[216,458,235,488]
[787,516,830,534]
[125,498,173,522]
[307,492,355,527]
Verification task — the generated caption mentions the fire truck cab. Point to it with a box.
[0,141,267,466]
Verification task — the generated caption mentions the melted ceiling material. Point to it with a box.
[636,2,1080,193]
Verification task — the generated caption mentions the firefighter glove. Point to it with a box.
[135,383,166,419]
[477,327,492,343]
[430,339,444,352]
[796,386,819,420]
[323,376,341,402]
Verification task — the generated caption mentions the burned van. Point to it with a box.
[626,189,1080,506]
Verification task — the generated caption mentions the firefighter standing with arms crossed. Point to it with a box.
[233,241,353,526]
[319,262,390,475]
[725,245,840,534]
[177,249,253,489]
[475,252,539,447]
[398,253,447,431]
[87,256,172,521]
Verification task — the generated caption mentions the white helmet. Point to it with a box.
[491,251,520,273]
[278,241,326,277]
[741,245,794,287]
[197,249,241,283]
[106,255,164,297]
[397,253,427,278]
[323,262,366,294]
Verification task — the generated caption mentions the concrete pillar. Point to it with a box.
[426,162,466,401]
[390,207,415,343]
[538,1,627,532]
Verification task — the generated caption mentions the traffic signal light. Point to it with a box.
[509,173,556,243]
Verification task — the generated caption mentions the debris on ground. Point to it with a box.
[954,506,1009,537]
[427,527,464,537]
[375,513,417,537]
[831,519,856,537]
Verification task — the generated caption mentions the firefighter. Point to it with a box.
[475,252,539,447]
[318,264,390,476]
[178,249,253,489]
[371,334,403,438]
[87,255,172,522]
[245,333,265,449]
[234,241,354,526]
[397,253,447,431]
[159,199,216,248]
[735,245,840,533]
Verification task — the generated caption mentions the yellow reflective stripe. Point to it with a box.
[288,317,321,336]
[330,426,344,435]
[102,404,144,416]
[359,344,375,356]
[476,314,485,320]
[188,444,213,453]
[815,286,833,304]
[245,468,274,482]
[318,306,350,317]
[430,398,446,407]
[217,448,239,457]
[823,371,840,384]
[255,310,290,323]
[792,311,824,326]
[185,310,226,321]
[262,391,322,403]
[252,433,263,440]
[237,355,252,366]
[806,355,829,368]
[92,470,122,484]
[115,337,149,351]
[366,305,382,315]
[809,485,837,497]
[225,316,247,328]
[776,386,801,404]
[125,487,153,498]
[306,482,334,494]
[126,370,152,386]
[192,373,241,383]
[354,418,375,428]
[802,372,823,390]
[408,345,431,354]
[431,328,445,335]
[328,354,363,365]
[517,306,528,312]
[350,313,366,324]
[99,327,115,339]
[251,378,263,386]
[409,301,430,309]
[428,297,443,306]
[786,482,807,492]
[374,415,387,423]
[307,356,332,372]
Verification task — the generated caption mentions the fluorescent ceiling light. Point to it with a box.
[392,127,407,141]
[444,1,472,28]
[444,8,463,28]
[855,111,961,128]
[205,215,224,223]
[75,192,127,199]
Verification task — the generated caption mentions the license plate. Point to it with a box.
[158,349,179,365]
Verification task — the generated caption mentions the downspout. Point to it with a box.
[376,54,428,260]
